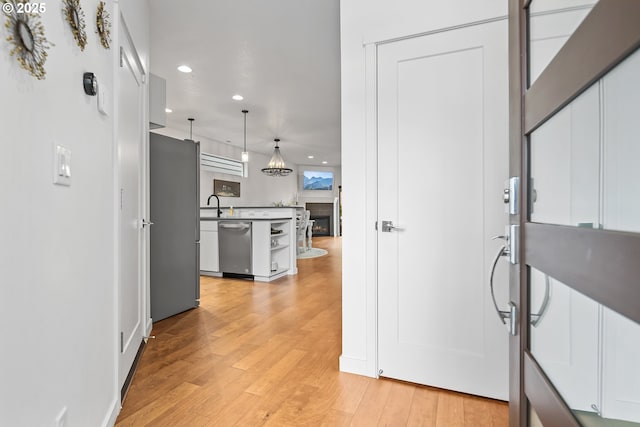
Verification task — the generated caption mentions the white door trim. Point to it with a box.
[113,9,151,407]
[339,42,379,377]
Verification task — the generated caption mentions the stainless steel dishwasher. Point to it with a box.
[218,221,252,275]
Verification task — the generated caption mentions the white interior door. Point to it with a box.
[377,20,509,400]
[118,19,145,392]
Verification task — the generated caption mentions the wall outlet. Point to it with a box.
[55,406,67,427]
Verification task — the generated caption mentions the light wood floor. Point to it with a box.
[116,237,508,427]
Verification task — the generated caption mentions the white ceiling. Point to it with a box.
[149,0,342,167]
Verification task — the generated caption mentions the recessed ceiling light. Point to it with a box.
[165,108,172,113]
[177,65,192,73]
[322,161,328,164]
[308,155,314,159]
[232,94,244,101]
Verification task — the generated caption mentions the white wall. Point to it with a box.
[152,127,299,207]
[0,0,148,425]
[339,0,507,376]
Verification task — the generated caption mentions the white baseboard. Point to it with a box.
[102,397,120,427]
[145,318,153,337]
[339,355,376,378]
[200,271,222,277]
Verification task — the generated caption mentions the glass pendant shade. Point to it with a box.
[241,109,249,163]
[262,138,293,176]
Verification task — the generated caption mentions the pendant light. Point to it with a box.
[188,117,195,140]
[241,110,249,163]
[261,138,293,177]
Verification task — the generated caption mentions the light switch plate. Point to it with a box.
[53,144,71,186]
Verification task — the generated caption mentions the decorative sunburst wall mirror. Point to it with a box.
[2,0,53,80]
[95,1,110,49]
[63,0,87,51]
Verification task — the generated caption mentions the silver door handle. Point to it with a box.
[381,220,404,232]
[141,219,154,228]
[219,223,251,230]
[530,274,551,327]
[489,245,509,324]
[489,244,518,335]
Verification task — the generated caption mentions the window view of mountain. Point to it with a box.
[303,172,333,190]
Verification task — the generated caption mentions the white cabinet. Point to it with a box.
[200,220,219,274]
[252,220,291,282]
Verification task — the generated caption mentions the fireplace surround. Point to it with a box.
[306,202,334,236]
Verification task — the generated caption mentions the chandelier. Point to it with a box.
[261,138,293,177]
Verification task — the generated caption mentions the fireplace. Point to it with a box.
[306,202,334,236]
[311,215,330,236]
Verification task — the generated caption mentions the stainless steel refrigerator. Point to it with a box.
[149,132,200,321]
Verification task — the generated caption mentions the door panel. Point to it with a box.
[526,42,640,425]
[529,83,600,227]
[511,1,640,426]
[602,48,640,234]
[118,20,145,391]
[529,6,594,84]
[602,309,640,423]
[529,0,597,14]
[377,20,509,400]
[599,47,640,423]
[529,268,599,413]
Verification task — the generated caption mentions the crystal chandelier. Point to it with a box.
[261,138,293,177]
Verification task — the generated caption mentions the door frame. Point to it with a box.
[508,1,640,425]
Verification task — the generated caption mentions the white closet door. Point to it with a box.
[377,19,509,400]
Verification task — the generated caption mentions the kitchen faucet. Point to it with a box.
[207,194,222,217]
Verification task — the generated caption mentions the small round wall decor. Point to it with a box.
[2,0,53,80]
[95,1,110,49]
[62,0,87,51]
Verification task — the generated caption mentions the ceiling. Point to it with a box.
[149,0,342,167]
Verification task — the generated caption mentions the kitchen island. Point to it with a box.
[200,206,303,282]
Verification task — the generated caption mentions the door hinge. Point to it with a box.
[375,221,378,231]
[120,332,124,353]
[119,46,124,68]
[120,188,124,210]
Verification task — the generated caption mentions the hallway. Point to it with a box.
[116,237,507,426]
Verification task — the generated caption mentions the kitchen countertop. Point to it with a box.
[200,206,303,209]
[200,217,292,221]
